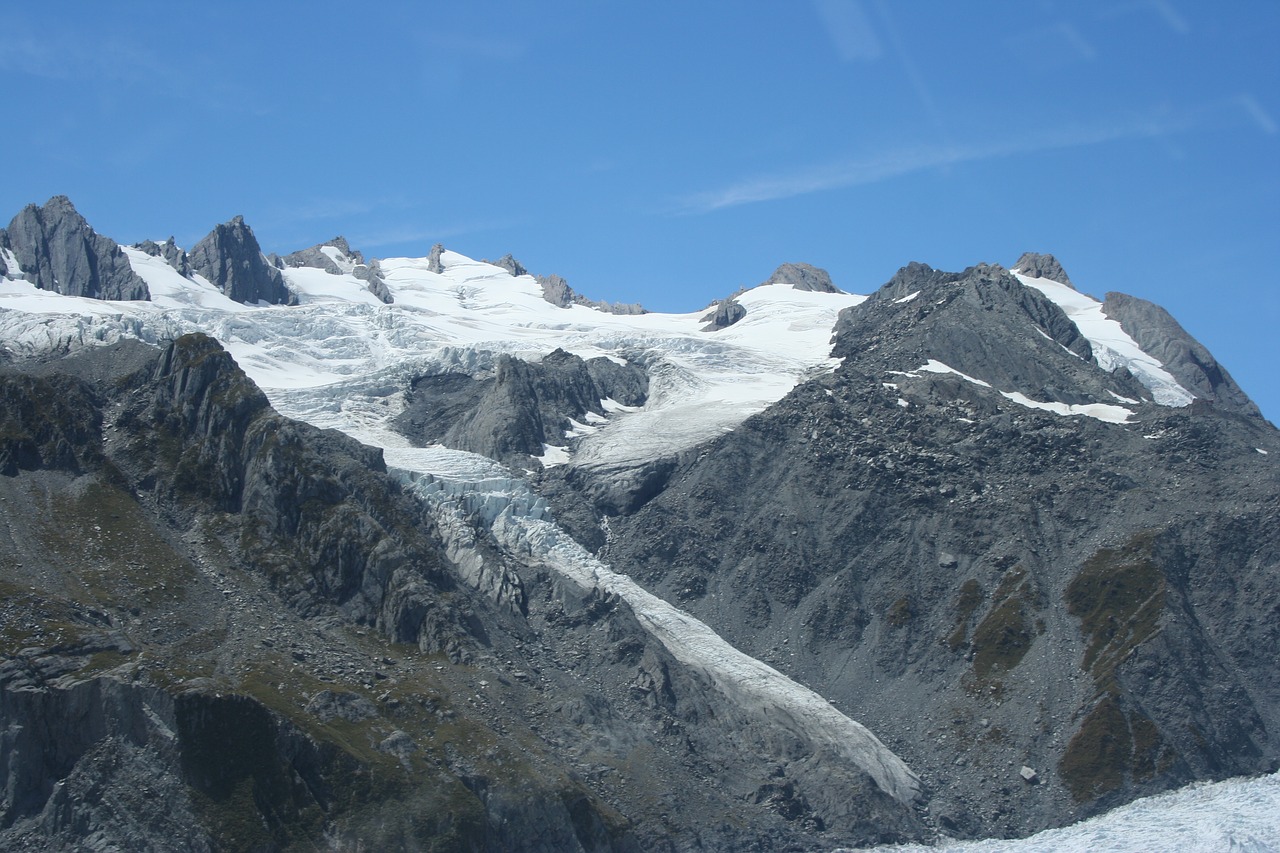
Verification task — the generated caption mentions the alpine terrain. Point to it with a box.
[0,196,1276,852]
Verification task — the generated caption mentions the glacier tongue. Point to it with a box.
[380,440,923,807]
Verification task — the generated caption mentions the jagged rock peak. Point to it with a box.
[1012,252,1073,288]
[134,236,190,277]
[2,195,150,300]
[701,297,747,331]
[282,236,364,273]
[487,253,528,277]
[188,216,295,306]
[426,243,446,274]
[763,262,840,293]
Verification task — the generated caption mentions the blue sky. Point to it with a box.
[2,1,1277,419]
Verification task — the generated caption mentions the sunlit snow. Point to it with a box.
[861,770,1280,853]
[1011,271,1193,407]
[897,360,1133,423]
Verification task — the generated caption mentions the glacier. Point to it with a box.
[1,238,1245,839]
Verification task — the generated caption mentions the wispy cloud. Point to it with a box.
[0,26,172,85]
[1235,94,1278,136]
[812,0,882,62]
[677,112,1194,214]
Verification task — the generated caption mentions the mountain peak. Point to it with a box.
[1012,251,1073,287]
[188,215,295,305]
[763,261,841,293]
[1,195,149,300]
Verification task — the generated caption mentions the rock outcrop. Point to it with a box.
[537,274,647,315]
[188,216,295,305]
[700,297,747,331]
[135,236,192,277]
[282,236,394,304]
[764,261,841,293]
[394,348,648,464]
[1013,251,1074,288]
[0,196,149,300]
[1102,291,1261,418]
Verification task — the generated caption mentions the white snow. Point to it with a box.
[1259,448,1270,455]
[1012,272,1194,407]
[916,359,992,388]
[1000,391,1134,424]
[894,290,921,304]
[862,770,1280,853]
[897,360,1133,424]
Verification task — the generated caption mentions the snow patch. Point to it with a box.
[1013,272,1194,407]
[536,444,571,467]
[894,360,1133,424]
[916,359,992,388]
[894,290,920,304]
[1258,448,1270,456]
[1001,391,1133,424]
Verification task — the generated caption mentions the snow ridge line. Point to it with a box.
[396,464,923,806]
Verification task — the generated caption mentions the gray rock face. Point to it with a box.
[546,261,1279,840]
[701,297,747,331]
[1102,291,1262,418]
[536,273,646,315]
[426,242,446,274]
[488,253,529,277]
[1,196,150,300]
[187,216,295,305]
[353,258,394,304]
[394,349,648,464]
[1013,251,1074,288]
[135,236,191,277]
[764,261,840,293]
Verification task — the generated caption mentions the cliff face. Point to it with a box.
[187,216,295,306]
[0,337,639,851]
[0,336,930,851]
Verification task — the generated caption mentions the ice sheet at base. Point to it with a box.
[859,770,1280,853]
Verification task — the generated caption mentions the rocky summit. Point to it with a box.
[0,197,1276,852]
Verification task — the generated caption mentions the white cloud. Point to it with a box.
[678,112,1195,213]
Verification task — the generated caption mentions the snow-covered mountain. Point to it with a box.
[1,197,1276,851]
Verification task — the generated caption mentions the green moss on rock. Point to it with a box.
[1066,532,1166,687]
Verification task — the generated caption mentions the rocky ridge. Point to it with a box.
[0,196,149,300]
[0,334,929,850]
[542,257,1279,838]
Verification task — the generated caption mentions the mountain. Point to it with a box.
[1,197,1276,851]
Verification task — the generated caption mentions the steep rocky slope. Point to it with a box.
[544,259,1280,838]
[0,335,927,851]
